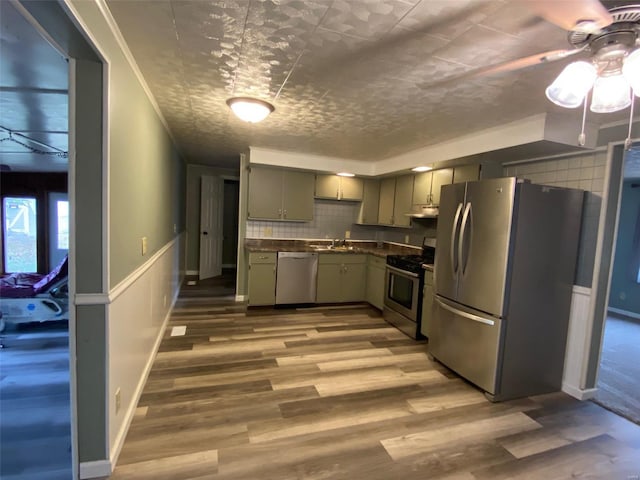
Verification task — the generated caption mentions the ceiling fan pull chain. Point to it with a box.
[578,92,589,147]
[625,95,635,151]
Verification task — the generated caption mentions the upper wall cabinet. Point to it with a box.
[412,168,453,206]
[452,164,481,184]
[378,175,413,227]
[248,165,314,221]
[315,174,364,201]
[357,179,380,225]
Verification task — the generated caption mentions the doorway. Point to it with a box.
[0,2,71,478]
[593,164,640,425]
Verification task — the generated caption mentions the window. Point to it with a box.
[3,197,38,272]
[57,200,69,250]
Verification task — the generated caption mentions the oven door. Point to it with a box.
[384,265,420,321]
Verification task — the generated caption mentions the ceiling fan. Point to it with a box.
[422,0,640,146]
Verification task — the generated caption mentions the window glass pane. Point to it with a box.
[3,197,38,272]
[57,200,69,250]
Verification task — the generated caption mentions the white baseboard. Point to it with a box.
[608,307,640,321]
[79,460,112,479]
[235,294,247,302]
[562,383,597,400]
[186,269,199,276]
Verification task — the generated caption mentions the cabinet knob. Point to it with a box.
[202,231,208,235]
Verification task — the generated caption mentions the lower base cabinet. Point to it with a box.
[316,254,366,303]
[248,252,276,306]
[366,255,385,310]
[420,269,434,337]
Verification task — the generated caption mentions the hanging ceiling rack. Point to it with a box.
[0,125,68,158]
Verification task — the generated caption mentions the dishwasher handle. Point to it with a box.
[277,252,318,259]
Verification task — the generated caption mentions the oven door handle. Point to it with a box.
[386,265,419,278]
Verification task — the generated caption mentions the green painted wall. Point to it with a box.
[608,180,640,315]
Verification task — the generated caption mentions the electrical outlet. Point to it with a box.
[404,235,410,244]
[173,224,177,234]
[264,227,273,237]
[345,230,351,239]
[141,237,148,255]
[163,294,167,307]
[115,388,122,414]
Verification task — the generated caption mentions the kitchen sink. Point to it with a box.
[309,245,355,252]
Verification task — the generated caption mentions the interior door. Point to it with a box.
[434,182,466,302]
[199,175,223,280]
[456,177,516,316]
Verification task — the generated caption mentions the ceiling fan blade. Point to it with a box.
[420,47,586,90]
[477,46,586,76]
[520,0,613,32]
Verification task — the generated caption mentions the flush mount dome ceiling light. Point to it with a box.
[226,97,274,123]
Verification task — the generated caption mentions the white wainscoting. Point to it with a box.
[106,235,184,471]
[562,285,597,400]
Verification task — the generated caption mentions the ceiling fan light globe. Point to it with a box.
[590,74,631,113]
[622,49,640,97]
[545,61,597,108]
[226,97,274,123]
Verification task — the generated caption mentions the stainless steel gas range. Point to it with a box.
[383,243,435,340]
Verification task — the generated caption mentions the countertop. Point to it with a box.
[245,239,422,258]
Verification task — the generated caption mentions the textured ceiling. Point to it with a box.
[106,0,640,168]
[0,1,69,172]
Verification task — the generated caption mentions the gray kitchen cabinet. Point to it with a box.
[412,168,453,206]
[316,254,366,303]
[420,269,434,337]
[315,174,363,201]
[357,179,380,225]
[248,165,314,221]
[378,177,396,226]
[378,175,413,227]
[248,252,277,306]
[365,255,386,310]
[393,175,413,227]
[452,164,480,184]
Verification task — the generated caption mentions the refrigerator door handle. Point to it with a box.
[459,202,472,274]
[450,202,464,274]
[435,296,495,326]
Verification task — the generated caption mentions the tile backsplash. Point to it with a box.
[246,199,437,246]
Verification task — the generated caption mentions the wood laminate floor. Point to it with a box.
[0,321,72,480]
[111,283,640,480]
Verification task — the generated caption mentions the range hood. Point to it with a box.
[405,204,439,218]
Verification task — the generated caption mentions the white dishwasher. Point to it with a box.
[275,252,318,305]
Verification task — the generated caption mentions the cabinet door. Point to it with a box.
[248,263,276,306]
[342,263,366,302]
[412,171,432,205]
[316,263,342,303]
[358,179,380,224]
[315,174,340,199]
[339,177,364,200]
[366,264,385,310]
[282,170,314,221]
[453,164,480,184]
[248,166,283,220]
[430,168,453,206]
[393,175,413,227]
[378,177,396,226]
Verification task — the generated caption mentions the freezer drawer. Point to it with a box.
[430,296,502,395]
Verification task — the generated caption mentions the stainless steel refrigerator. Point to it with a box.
[431,177,584,401]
